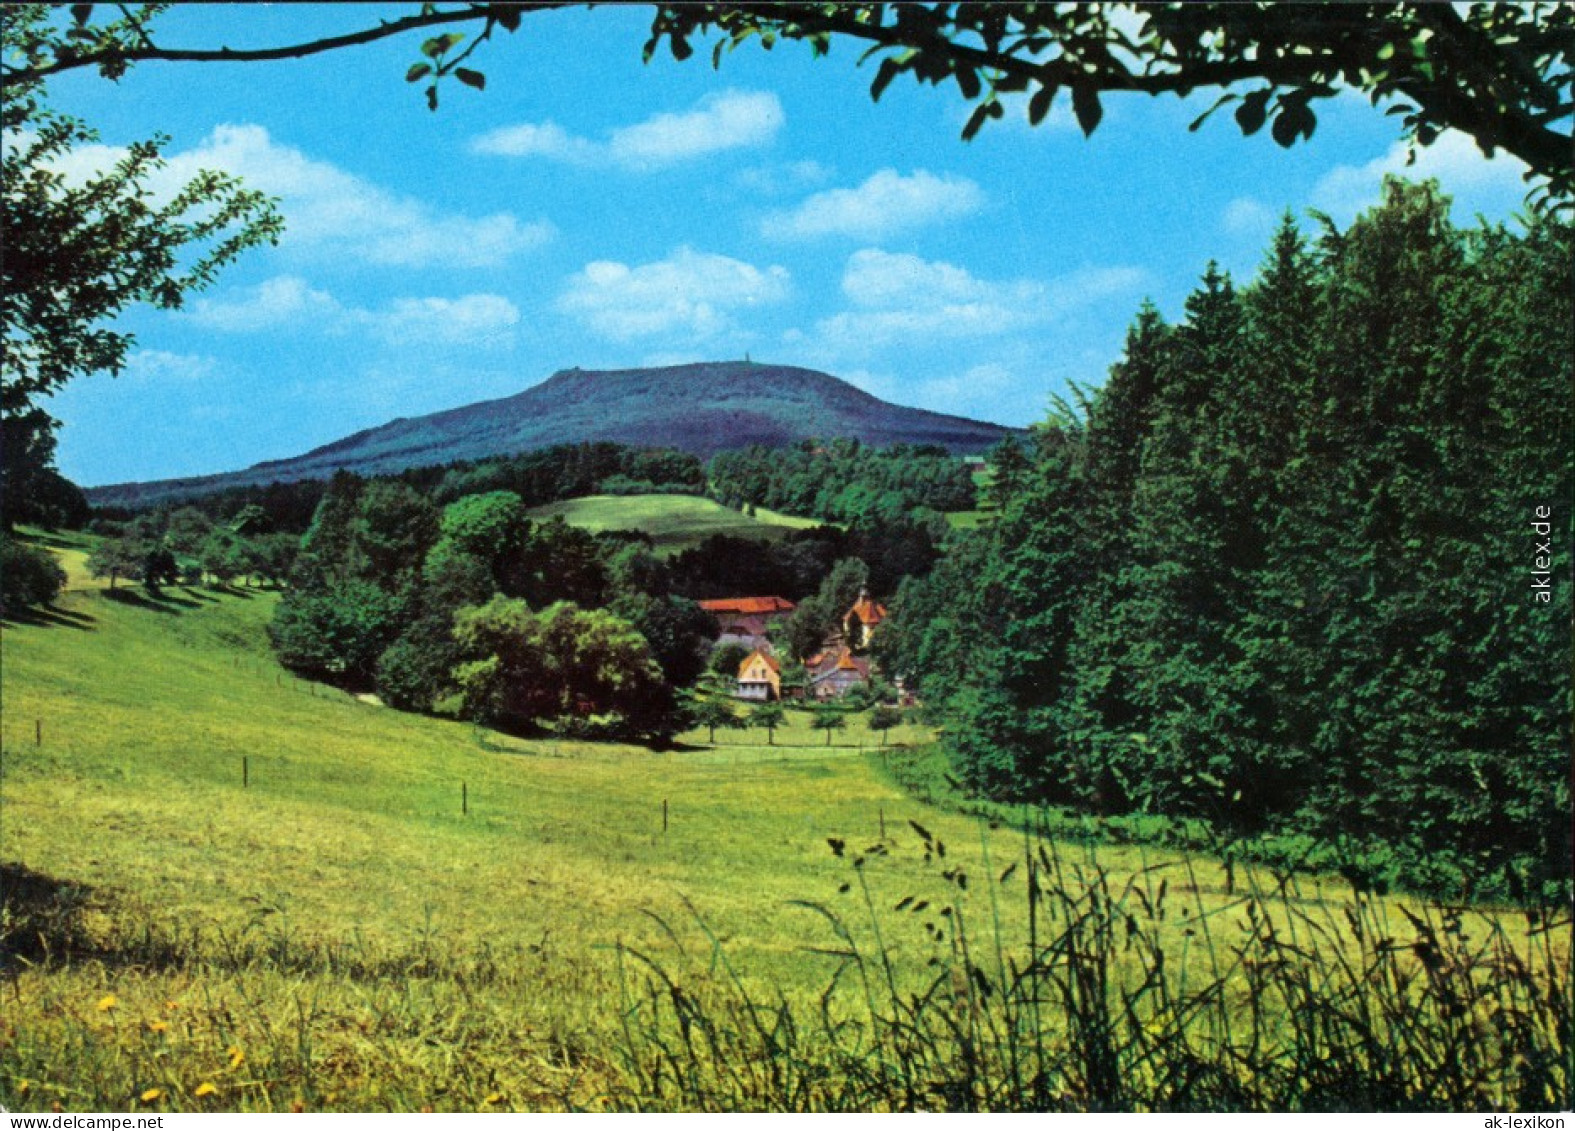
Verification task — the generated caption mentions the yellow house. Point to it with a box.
[737,648,782,700]
[843,587,888,649]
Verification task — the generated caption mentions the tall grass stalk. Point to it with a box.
[610,824,1572,1112]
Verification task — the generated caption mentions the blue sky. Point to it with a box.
[33,4,1533,486]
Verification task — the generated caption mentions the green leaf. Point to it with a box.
[421,32,464,59]
[1270,99,1315,147]
[961,100,994,142]
[455,68,486,91]
[955,63,981,101]
[1234,90,1270,136]
[871,57,903,102]
[406,63,432,83]
[1071,84,1102,136]
[1027,83,1055,126]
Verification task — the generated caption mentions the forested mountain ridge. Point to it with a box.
[87,362,1020,506]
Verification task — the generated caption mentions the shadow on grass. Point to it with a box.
[0,861,541,985]
[16,531,86,550]
[0,862,100,971]
[0,602,97,630]
[100,587,184,614]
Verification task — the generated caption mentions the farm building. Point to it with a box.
[805,645,871,700]
[699,595,795,652]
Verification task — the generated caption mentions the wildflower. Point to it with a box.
[140,1088,163,1103]
[163,1001,180,1012]
[16,1080,30,1097]
[194,1083,218,1098]
[148,1020,169,1034]
[97,994,117,1012]
[228,1046,245,1069]
[485,1093,505,1105]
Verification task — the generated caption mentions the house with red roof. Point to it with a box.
[843,587,887,649]
[699,595,795,652]
[804,645,871,700]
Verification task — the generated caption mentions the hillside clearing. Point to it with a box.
[526,493,820,554]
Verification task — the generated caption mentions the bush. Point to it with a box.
[375,629,459,713]
[268,580,407,685]
[0,537,67,613]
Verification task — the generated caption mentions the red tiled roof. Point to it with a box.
[847,596,887,625]
[699,596,796,615]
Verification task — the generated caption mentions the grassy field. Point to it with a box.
[1,571,1567,1111]
[526,494,820,555]
[13,526,106,592]
[945,464,998,530]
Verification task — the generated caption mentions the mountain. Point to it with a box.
[87,362,1022,505]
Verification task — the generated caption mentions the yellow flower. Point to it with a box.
[97,994,118,1012]
[485,1093,505,1106]
[164,1001,181,1012]
[17,1080,30,1096]
[228,1046,245,1070]
[194,1083,218,1098]
[148,1020,169,1034]
[140,1088,163,1103]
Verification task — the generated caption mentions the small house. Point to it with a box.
[805,645,870,700]
[843,587,887,649]
[737,648,782,700]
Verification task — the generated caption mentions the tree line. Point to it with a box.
[709,439,977,525]
[879,180,1572,901]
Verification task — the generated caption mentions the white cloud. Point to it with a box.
[1311,130,1529,224]
[189,274,518,347]
[814,249,1144,350]
[762,169,985,240]
[468,121,598,163]
[189,275,338,332]
[735,159,835,196]
[915,363,1020,411]
[169,125,554,267]
[1223,197,1278,238]
[472,90,783,170]
[558,247,790,341]
[122,349,219,382]
[377,294,520,347]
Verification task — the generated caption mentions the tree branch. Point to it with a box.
[1,3,570,88]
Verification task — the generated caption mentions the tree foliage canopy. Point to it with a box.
[884,179,1572,900]
[5,3,1569,203]
[1,5,282,520]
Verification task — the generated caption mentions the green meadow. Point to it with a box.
[526,494,819,554]
[1,563,1567,1111]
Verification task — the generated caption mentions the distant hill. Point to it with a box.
[87,362,1023,507]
